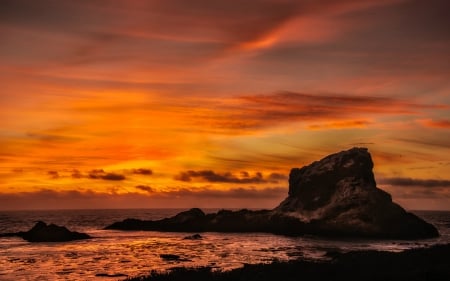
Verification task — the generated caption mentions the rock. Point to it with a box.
[184,234,203,240]
[279,147,376,211]
[106,208,208,232]
[275,147,439,238]
[171,208,205,223]
[105,148,439,239]
[19,221,91,242]
[160,254,181,261]
[95,273,128,277]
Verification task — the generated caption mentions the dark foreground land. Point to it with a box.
[127,244,450,281]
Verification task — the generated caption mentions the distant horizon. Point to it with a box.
[1,206,449,212]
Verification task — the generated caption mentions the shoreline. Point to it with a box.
[126,243,450,281]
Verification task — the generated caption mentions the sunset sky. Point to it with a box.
[1,0,449,210]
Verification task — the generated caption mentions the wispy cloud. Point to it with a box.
[174,170,284,184]
[47,170,59,179]
[307,120,372,130]
[169,186,286,199]
[68,168,153,180]
[135,185,153,193]
[195,91,446,132]
[379,177,450,188]
[130,168,153,175]
[418,119,450,129]
[71,169,83,179]
[0,187,287,210]
[394,138,450,149]
[88,169,126,181]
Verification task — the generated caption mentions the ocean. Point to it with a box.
[0,209,449,281]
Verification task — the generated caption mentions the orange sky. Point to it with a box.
[0,0,449,210]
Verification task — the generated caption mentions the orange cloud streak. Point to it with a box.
[418,119,450,129]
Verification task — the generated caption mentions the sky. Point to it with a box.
[0,0,449,210]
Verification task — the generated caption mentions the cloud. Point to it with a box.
[88,169,126,181]
[197,91,446,132]
[394,138,450,149]
[130,168,153,175]
[135,185,153,193]
[71,169,83,179]
[418,119,450,129]
[70,168,152,180]
[349,142,375,146]
[379,177,450,188]
[26,132,79,143]
[374,176,450,202]
[174,170,282,184]
[0,0,295,67]
[101,173,126,181]
[68,169,128,181]
[307,120,372,130]
[267,173,288,181]
[0,187,287,210]
[47,170,59,179]
[0,0,414,71]
[170,186,286,200]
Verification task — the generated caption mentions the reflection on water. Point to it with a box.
[0,209,448,281]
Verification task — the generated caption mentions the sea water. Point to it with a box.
[0,209,449,281]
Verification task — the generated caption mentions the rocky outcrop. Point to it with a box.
[275,147,438,238]
[0,221,91,242]
[105,148,439,239]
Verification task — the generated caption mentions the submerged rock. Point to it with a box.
[95,273,128,278]
[0,221,91,242]
[105,148,439,239]
[160,254,181,261]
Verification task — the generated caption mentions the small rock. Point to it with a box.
[160,254,181,261]
[95,273,128,277]
[183,234,203,240]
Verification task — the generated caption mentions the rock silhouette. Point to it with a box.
[106,148,438,239]
[275,147,439,238]
[0,221,91,242]
[160,254,181,261]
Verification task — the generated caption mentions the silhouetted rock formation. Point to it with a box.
[105,148,439,239]
[0,221,91,242]
[275,147,439,238]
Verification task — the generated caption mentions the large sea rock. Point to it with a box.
[106,148,438,239]
[275,147,438,238]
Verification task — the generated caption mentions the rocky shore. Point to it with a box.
[107,147,438,239]
[126,244,450,281]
